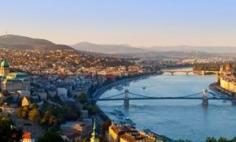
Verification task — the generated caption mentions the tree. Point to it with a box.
[0,115,23,142]
[206,137,217,142]
[218,137,228,142]
[16,107,23,118]
[77,93,88,104]
[37,130,66,142]
[28,108,40,122]
[63,105,81,121]
[21,109,28,119]
[83,104,98,115]
[40,110,58,126]
[16,107,29,119]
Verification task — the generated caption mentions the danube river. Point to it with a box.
[97,71,236,141]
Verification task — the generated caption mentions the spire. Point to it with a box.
[92,118,96,136]
[90,118,99,142]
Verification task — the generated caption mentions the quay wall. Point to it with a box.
[219,78,236,94]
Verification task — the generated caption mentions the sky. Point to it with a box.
[0,0,236,47]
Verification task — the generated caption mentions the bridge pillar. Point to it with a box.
[202,89,208,106]
[124,90,129,108]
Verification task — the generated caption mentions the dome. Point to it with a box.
[0,59,9,68]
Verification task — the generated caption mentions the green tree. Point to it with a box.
[77,93,88,104]
[83,104,98,115]
[28,108,40,122]
[0,115,23,142]
[16,107,23,118]
[37,130,66,142]
[218,137,230,142]
[206,137,217,142]
[21,109,28,119]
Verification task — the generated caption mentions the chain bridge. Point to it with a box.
[96,89,234,107]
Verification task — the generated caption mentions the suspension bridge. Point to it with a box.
[96,89,234,107]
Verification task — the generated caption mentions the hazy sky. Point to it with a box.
[0,0,236,47]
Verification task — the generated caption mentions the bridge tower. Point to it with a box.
[124,89,129,108]
[202,89,208,106]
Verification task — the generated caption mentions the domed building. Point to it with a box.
[0,59,10,76]
[0,59,30,93]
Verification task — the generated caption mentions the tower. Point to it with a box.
[124,89,129,109]
[202,89,208,106]
[0,59,10,77]
[90,119,100,142]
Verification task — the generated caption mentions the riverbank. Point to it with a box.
[92,72,161,124]
[209,82,236,97]
[90,71,176,141]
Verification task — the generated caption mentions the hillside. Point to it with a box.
[0,34,73,50]
[72,42,146,54]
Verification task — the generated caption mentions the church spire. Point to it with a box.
[90,118,99,142]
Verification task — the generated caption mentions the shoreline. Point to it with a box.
[92,72,159,100]
[90,71,162,135]
[209,82,235,97]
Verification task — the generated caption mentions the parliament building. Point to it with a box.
[218,63,236,94]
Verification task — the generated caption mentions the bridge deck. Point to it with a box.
[97,97,233,101]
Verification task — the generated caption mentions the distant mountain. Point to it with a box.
[72,42,236,55]
[0,34,73,50]
[148,45,236,53]
[72,42,146,54]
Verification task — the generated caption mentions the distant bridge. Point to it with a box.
[162,70,219,75]
[96,89,234,108]
[162,70,193,75]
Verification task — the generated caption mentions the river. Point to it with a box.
[97,70,236,142]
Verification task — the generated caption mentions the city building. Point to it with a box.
[0,59,30,93]
[108,123,158,142]
[218,63,236,94]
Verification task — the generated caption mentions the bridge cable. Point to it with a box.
[100,92,125,99]
[180,92,202,98]
[128,92,154,98]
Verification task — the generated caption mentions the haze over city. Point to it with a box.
[1,0,236,52]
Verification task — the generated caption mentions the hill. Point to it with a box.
[72,42,146,54]
[0,34,73,50]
